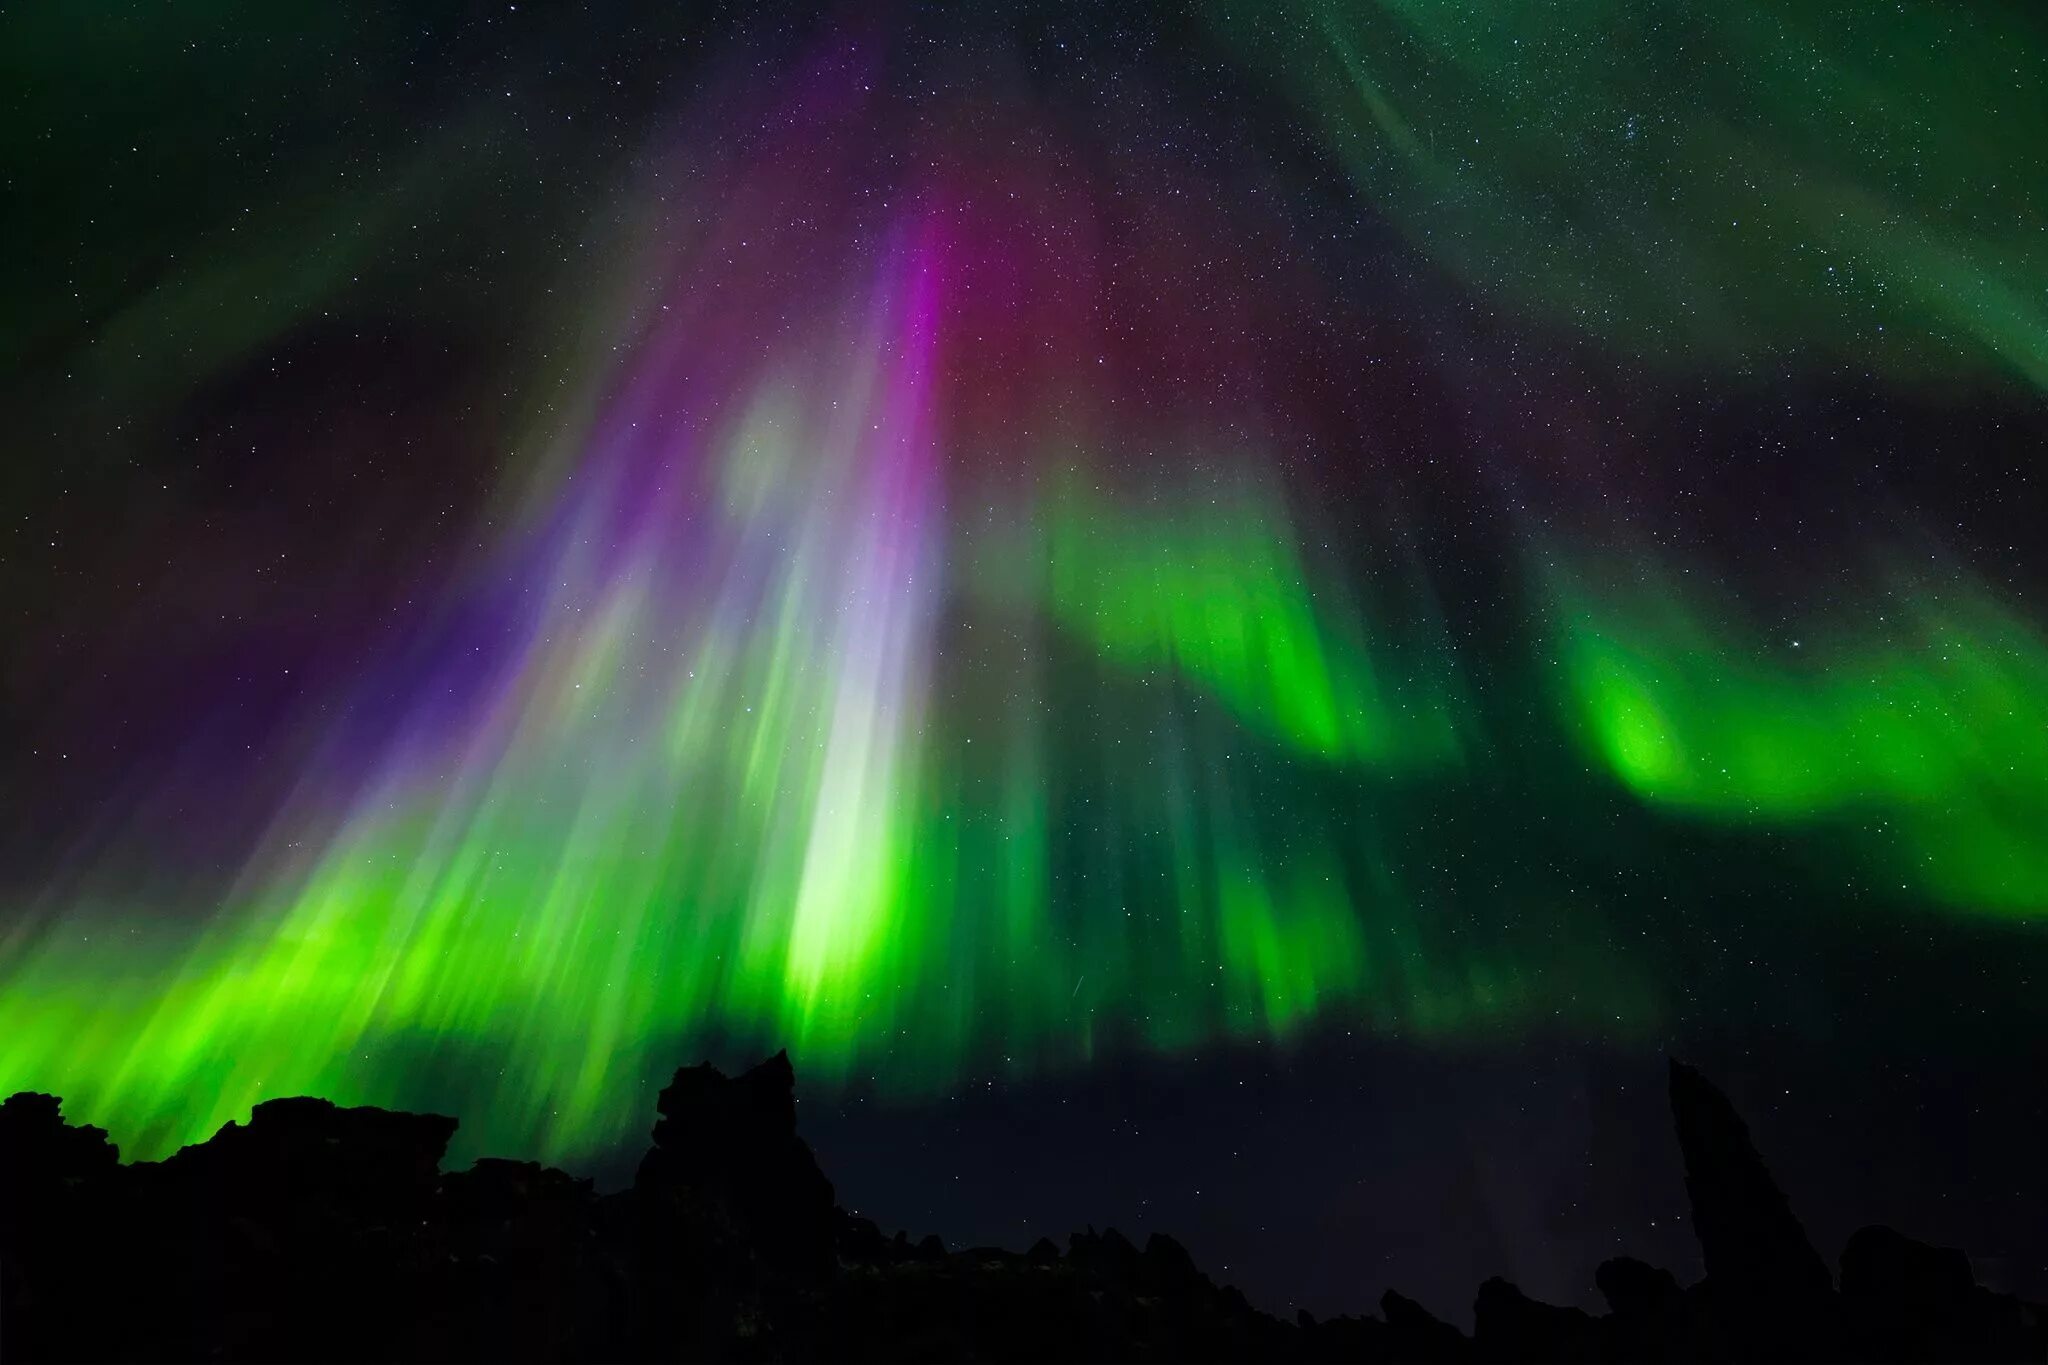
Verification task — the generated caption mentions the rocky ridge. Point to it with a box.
[2,1057,2041,1362]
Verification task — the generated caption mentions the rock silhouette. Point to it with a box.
[1667,1059,1838,1357]
[2,1056,2042,1362]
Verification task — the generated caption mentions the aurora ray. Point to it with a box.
[0,4,2043,1182]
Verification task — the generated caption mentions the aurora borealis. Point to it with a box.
[2,1,2045,1304]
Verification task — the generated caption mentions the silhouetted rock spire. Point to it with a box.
[1667,1056,1840,1359]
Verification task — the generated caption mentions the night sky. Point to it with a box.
[3,0,2046,1325]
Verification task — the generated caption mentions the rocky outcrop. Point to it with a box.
[1473,1276,1597,1362]
[627,1050,838,1355]
[1382,1288,1474,1362]
[1840,1224,2043,1362]
[0,1090,119,1192]
[1595,1254,1696,1359]
[1,1058,2042,1362]
[636,1049,836,1275]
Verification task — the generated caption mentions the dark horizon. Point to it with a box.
[5,1050,2042,1361]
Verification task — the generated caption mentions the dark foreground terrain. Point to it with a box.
[3,1055,2041,1362]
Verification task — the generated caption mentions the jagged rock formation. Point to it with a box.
[1839,1224,2045,1363]
[1474,1276,1597,1361]
[2,1057,2042,1362]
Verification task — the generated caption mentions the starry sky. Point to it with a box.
[3,0,2045,1322]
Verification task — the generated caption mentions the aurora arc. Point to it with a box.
[0,9,2044,1168]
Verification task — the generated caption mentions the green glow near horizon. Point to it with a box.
[0,288,1616,1168]
[6,463,2040,1162]
[10,471,2042,1162]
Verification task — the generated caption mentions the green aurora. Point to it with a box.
[1209,0,2048,387]
[1552,551,2048,915]
[0,2,2043,1169]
